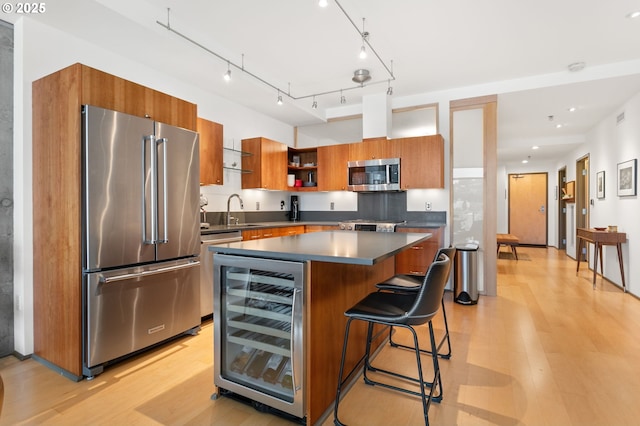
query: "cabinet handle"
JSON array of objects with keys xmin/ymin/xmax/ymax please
[
  {"xmin": 250, "ymin": 235, "xmax": 260, "ymax": 239},
  {"xmin": 263, "ymin": 233, "xmax": 273, "ymax": 237},
  {"xmin": 411, "ymin": 246, "xmax": 424, "ymax": 250},
  {"xmin": 409, "ymin": 270, "xmax": 423, "ymax": 275}
]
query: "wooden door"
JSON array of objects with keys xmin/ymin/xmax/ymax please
[
  {"xmin": 317, "ymin": 143, "xmax": 349, "ymax": 191},
  {"xmin": 509, "ymin": 173, "xmax": 547, "ymax": 245},
  {"xmin": 197, "ymin": 117, "xmax": 223, "ymax": 185}
]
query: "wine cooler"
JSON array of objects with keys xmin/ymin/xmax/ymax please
[{"xmin": 212, "ymin": 253, "xmax": 307, "ymax": 420}]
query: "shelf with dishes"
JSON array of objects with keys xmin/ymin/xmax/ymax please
[{"xmin": 288, "ymin": 147, "xmax": 318, "ymax": 190}]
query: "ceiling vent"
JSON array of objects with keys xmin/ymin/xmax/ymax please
[{"xmin": 616, "ymin": 112, "xmax": 625, "ymax": 125}]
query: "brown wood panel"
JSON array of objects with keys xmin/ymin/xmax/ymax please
[
  {"xmin": 81, "ymin": 64, "xmax": 196, "ymax": 130},
  {"xmin": 241, "ymin": 137, "xmax": 287, "ymax": 190},
  {"xmin": 395, "ymin": 227, "xmax": 443, "ymax": 275},
  {"xmin": 348, "ymin": 138, "xmax": 393, "ymax": 160},
  {"xmin": 317, "ymin": 143, "xmax": 349, "ymax": 191},
  {"xmin": 392, "ymin": 135, "xmax": 444, "ymax": 189},
  {"xmin": 32, "ymin": 64, "xmax": 84, "ymax": 377},
  {"xmin": 304, "ymin": 225, "xmax": 339, "ymax": 233},
  {"xmin": 306, "ymin": 257, "xmax": 394, "ymax": 425},
  {"xmin": 509, "ymin": 173, "xmax": 547, "ymax": 245},
  {"xmin": 197, "ymin": 117, "xmax": 223, "ymax": 185}
]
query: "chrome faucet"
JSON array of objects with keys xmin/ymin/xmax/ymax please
[{"xmin": 226, "ymin": 193, "xmax": 244, "ymax": 226}]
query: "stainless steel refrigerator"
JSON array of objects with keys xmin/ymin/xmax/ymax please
[{"xmin": 82, "ymin": 105, "xmax": 201, "ymax": 378}]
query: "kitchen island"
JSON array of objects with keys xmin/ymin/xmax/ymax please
[{"xmin": 209, "ymin": 230, "xmax": 432, "ymax": 425}]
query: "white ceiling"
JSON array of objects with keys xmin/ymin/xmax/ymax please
[{"xmin": 17, "ymin": 0, "xmax": 640, "ymax": 165}]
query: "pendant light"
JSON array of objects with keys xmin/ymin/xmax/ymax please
[
  {"xmin": 359, "ymin": 18, "xmax": 367, "ymax": 59},
  {"xmin": 223, "ymin": 61, "xmax": 231, "ymax": 82}
]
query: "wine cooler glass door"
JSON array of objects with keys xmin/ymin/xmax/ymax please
[{"xmin": 213, "ymin": 254, "xmax": 306, "ymax": 418}]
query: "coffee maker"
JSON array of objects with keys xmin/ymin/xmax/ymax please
[{"xmin": 289, "ymin": 195, "xmax": 300, "ymax": 222}]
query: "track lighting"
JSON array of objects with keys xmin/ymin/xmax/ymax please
[
  {"xmin": 158, "ymin": 3, "xmax": 395, "ymax": 110},
  {"xmin": 359, "ymin": 18, "xmax": 368, "ymax": 59},
  {"xmin": 223, "ymin": 61, "xmax": 231, "ymax": 82}
]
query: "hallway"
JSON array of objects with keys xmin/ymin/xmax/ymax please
[{"xmin": 1, "ymin": 247, "xmax": 639, "ymax": 425}]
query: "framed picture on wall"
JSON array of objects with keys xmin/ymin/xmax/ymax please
[
  {"xmin": 617, "ymin": 159, "xmax": 637, "ymax": 197},
  {"xmin": 596, "ymin": 170, "xmax": 605, "ymax": 199}
]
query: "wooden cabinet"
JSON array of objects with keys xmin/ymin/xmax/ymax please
[
  {"xmin": 305, "ymin": 225, "xmax": 339, "ymax": 233},
  {"xmin": 393, "ymin": 135, "xmax": 444, "ymax": 189},
  {"xmin": 241, "ymin": 137, "xmax": 288, "ymax": 190},
  {"xmin": 395, "ymin": 227, "xmax": 444, "ymax": 275},
  {"xmin": 348, "ymin": 138, "xmax": 394, "ymax": 161},
  {"xmin": 32, "ymin": 63, "xmax": 197, "ymax": 378},
  {"xmin": 198, "ymin": 117, "xmax": 223, "ymax": 185},
  {"xmin": 81, "ymin": 65, "xmax": 196, "ymax": 130},
  {"xmin": 241, "ymin": 225, "xmax": 304, "ymax": 240},
  {"xmin": 287, "ymin": 147, "xmax": 318, "ymax": 191},
  {"xmin": 317, "ymin": 144, "xmax": 350, "ymax": 191}
]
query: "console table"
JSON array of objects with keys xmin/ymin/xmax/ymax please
[{"xmin": 576, "ymin": 228, "xmax": 627, "ymax": 292}]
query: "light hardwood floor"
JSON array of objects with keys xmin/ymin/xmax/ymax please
[{"xmin": 1, "ymin": 247, "xmax": 640, "ymax": 425}]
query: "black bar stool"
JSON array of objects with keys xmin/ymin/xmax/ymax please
[
  {"xmin": 333, "ymin": 254, "xmax": 451, "ymax": 426},
  {"xmin": 376, "ymin": 247, "xmax": 456, "ymax": 359}
]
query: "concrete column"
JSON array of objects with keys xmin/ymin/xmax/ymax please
[{"xmin": 0, "ymin": 20, "xmax": 14, "ymax": 357}]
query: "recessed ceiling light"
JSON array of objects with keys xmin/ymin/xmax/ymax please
[
  {"xmin": 556, "ymin": 124, "xmax": 563, "ymax": 128},
  {"xmin": 568, "ymin": 106, "xmax": 576, "ymax": 112},
  {"xmin": 522, "ymin": 159, "xmax": 529, "ymax": 164},
  {"xmin": 532, "ymin": 146, "xmax": 539, "ymax": 150},
  {"xmin": 627, "ymin": 11, "xmax": 640, "ymax": 19},
  {"xmin": 319, "ymin": 0, "xmax": 328, "ymax": 7}
]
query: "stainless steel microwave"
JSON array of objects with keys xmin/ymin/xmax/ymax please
[{"xmin": 347, "ymin": 157, "xmax": 401, "ymax": 191}]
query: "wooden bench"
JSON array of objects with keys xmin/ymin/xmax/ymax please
[{"xmin": 497, "ymin": 234, "xmax": 519, "ymax": 260}]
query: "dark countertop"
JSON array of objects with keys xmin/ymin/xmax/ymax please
[
  {"xmin": 207, "ymin": 230, "xmax": 433, "ymax": 265},
  {"xmin": 201, "ymin": 221, "xmax": 444, "ymax": 235}
]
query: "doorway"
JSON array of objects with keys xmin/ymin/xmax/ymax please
[
  {"xmin": 558, "ymin": 167, "xmax": 567, "ymax": 250},
  {"xmin": 508, "ymin": 172, "xmax": 548, "ymax": 246},
  {"xmin": 575, "ymin": 155, "xmax": 590, "ymax": 259}
]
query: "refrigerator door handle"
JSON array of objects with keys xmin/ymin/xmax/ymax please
[
  {"xmin": 142, "ymin": 134, "xmax": 157, "ymax": 244},
  {"xmin": 290, "ymin": 287, "xmax": 301, "ymax": 393},
  {"xmin": 157, "ymin": 137, "xmax": 169, "ymax": 244},
  {"xmin": 98, "ymin": 260, "xmax": 200, "ymax": 283}
]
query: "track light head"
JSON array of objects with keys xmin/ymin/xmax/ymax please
[
  {"xmin": 352, "ymin": 69, "xmax": 371, "ymax": 84},
  {"xmin": 223, "ymin": 69, "xmax": 231, "ymax": 82},
  {"xmin": 359, "ymin": 45, "xmax": 367, "ymax": 59}
]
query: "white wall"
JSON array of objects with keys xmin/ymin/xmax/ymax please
[{"xmin": 584, "ymin": 90, "xmax": 640, "ymax": 295}]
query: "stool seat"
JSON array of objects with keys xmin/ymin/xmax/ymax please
[
  {"xmin": 334, "ymin": 254, "xmax": 452, "ymax": 426},
  {"xmin": 375, "ymin": 247, "xmax": 456, "ymax": 359},
  {"xmin": 346, "ymin": 291, "xmax": 426, "ymax": 325}
]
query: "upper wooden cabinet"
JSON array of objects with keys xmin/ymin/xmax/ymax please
[
  {"xmin": 393, "ymin": 135, "xmax": 444, "ymax": 189},
  {"xmin": 198, "ymin": 117, "xmax": 223, "ymax": 185},
  {"xmin": 31, "ymin": 63, "xmax": 198, "ymax": 378},
  {"xmin": 287, "ymin": 147, "xmax": 318, "ymax": 191},
  {"xmin": 318, "ymin": 143, "xmax": 350, "ymax": 191},
  {"xmin": 80, "ymin": 64, "xmax": 196, "ymax": 130},
  {"xmin": 348, "ymin": 138, "xmax": 393, "ymax": 161},
  {"xmin": 241, "ymin": 137, "xmax": 288, "ymax": 190}
]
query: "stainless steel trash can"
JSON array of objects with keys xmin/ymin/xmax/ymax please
[{"xmin": 454, "ymin": 243, "xmax": 479, "ymax": 305}]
